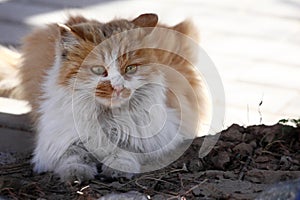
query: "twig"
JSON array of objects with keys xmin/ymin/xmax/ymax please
[
  {"xmin": 179, "ymin": 175, "xmax": 184, "ymax": 188},
  {"xmin": 167, "ymin": 179, "xmax": 208, "ymax": 200},
  {"xmin": 77, "ymin": 191, "xmax": 84, "ymax": 195},
  {"xmin": 183, "ymin": 179, "xmax": 208, "ymax": 196},
  {"xmin": 79, "ymin": 185, "xmax": 90, "ymax": 192},
  {"xmin": 20, "ymin": 192, "xmax": 40, "ymax": 199},
  {"xmin": 258, "ymin": 94, "xmax": 264, "ymax": 124},
  {"xmin": 0, "ymin": 162, "xmax": 30, "ymax": 175},
  {"xmin": 150, "ymin": 167, "xmax": 187, "ymax": 189},
  {"xmin": 90, "ymin": 180, "xmax": 113, "ymax": 189},
  {"xmin": 1, "ymin": 188, "xmax": 18, "ymax": 200},
  {"xmin": 141, "ymin": 177, "xmax": 178, "ymax": 187},
  {"xmin": 168, "ymin": 168, "xmax": 188, "ymax": 174},
  {"xmin": 264, "ymin": 140, "xmax": 285, "ymax": 150},
  {"xmin": 238, "ymin": 156, "xmax": 252, "ymax": 180},
  {"xmin": 20, "ymin": 182, "xmax": 46, "ymax": 197},
  {"xmin": 261, "ymin": 150, "xmax": 283, "ymax": 157},
  {"xmin": 135, "ymin": 179, "xmax": 148, "ymax": 190},
  {"xmin": 134, "ymin": 174, "xmax": 180, "ymax": 191},
  {"xmin": 76, "ymin": 185, "xmax": 90, "ymax": 195}
]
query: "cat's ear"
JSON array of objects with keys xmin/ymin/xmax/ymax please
[
  {"xmin": 132, "ymin": 13, "xmax": 158, "ymax": 27},
  {"xmin": 57, "ymin": 23, "xmax": 78, "ymax": 49},
  {"xmin": 65, "ymin": 15, "xmax": 89, "ymax": 26},
  {"xmin": 58, "ymin": 23, "xmax": 100, "ymax": 43},
  {"xmin": 57, "ymin": 23, "xmax": 73, "ymax": 34},
  {"xmin": 172, "ymin": 20, "xmax": 199, "ymax": 42},
  {"xmin": 150, "ymin": 19, "xmax": 199, "ymax": 67}
]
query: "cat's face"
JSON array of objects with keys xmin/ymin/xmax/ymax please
[
  {"xmin": 74, "ymin": 48, "xmax": 163, "ymax": 108},
  {"xmin": 58, "ymin": 14, "xmax": 164, "ymax": 108}
]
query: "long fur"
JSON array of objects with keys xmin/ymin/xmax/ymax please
[{"xmin": 9, "ymin": 14, "xmax": 209, "ymax": 182}]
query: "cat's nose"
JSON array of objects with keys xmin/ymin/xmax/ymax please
[{"xmin": 113, "ymin": 85, "xmax": 124, "ymax": 96}]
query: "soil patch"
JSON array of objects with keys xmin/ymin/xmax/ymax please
[{"xmin": 1, "ymin": 123, "xmax": 299, "ymax": 199}]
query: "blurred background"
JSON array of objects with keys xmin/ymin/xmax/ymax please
[{"xmin": 0, "ymin": 0, "xmax": 299, "ymax": 130}]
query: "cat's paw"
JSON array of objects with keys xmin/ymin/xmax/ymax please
[
  {"xmin": 55, "ymin": 156, "xmax": 97, "ymax": 183},
  {"xmin": 101, "ymin": 164, "xmax": 136, "ymax": 180},
  {"xmin": 100, "ymin": 154, "xmax": 140, "ymax": 179},
  {"xmin": 57, "ymin": 163, "xmax": 97, "ymax": 184}
]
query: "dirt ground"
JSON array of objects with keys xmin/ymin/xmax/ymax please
[{"xmin": 1, "ymin": 122, "xmax": 299, "ymax": 200}]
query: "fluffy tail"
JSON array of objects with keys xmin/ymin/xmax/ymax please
[{"xmin": 0, "ymin": 45, "xmax": 22, "ymax": 99}]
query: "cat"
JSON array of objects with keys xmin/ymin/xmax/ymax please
[{"xmin": 13, "ymin": 13, "xmax": 209, "ymax": 182}]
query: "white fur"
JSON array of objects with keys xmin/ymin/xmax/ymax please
[{"xmin": 32, "ymin": 39, "xmax": 188, "ymax": 182}]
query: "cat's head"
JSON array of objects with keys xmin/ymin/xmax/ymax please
[{"xmin": 57, "ymin": 14, "xmax": 198, "ymax": 108}]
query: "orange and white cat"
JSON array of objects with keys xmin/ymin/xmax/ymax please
[{"xmin": 4, "ymin": 14, "xmax": 208, "ymax": 182}]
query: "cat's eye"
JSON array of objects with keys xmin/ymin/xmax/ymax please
[
  {"xmin": 91, "ymin": 65, "xmax": 107, "ymax": 76},
  {"xmin": 125, "ymin": 65, "xmax": 138, "ymax": 74}
]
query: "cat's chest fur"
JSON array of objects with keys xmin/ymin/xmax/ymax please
[
  {"xmin": 26, "ymin": 14, "xmax": 207, "ymax": 182},
  {"xmin": 38, "ymin": 54, "xmax": 182, "ymax": 161}
]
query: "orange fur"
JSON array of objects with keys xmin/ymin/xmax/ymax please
[
  {"xmin": 19, "ymin": 16, "xmax": 95, "ymax": 119},
  {"xmin": 19, "ymin": 14, "xmax": 208, "ymax": 136},
  {"xmin": 96, "ymin": 81, "xmax": 114, "ymax": 98},
  {"xmin": 155, "ymin": 49, "xmax": 206, "ymax": 137},
  {"xmin": 20, "ymin": 24, "xmax": 60, "ymax": 120},
  {"xmin": 8, "ymin": 14, "xmax": 213, "ymax": 182}
]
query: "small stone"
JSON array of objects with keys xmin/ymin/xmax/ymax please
[
  {"xmin": 233, "ymin": 142, "xmax": 253, "ymax": 155},
  {"xmin": 214, "ymin": 151, "xmax": 231, "ymax": 170}
]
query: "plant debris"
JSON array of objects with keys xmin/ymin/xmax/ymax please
[{"xmin": 0, "ymin": 123, "xmax": 299, "ymax": 199}]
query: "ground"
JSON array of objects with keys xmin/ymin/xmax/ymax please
[
  {"xmin": 1, "ymin": 122, "xmax": 299, "ymax": 199},
  {"xmin": 1, "ymin": 1, "xmax": 300, "ymax": 199}
]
